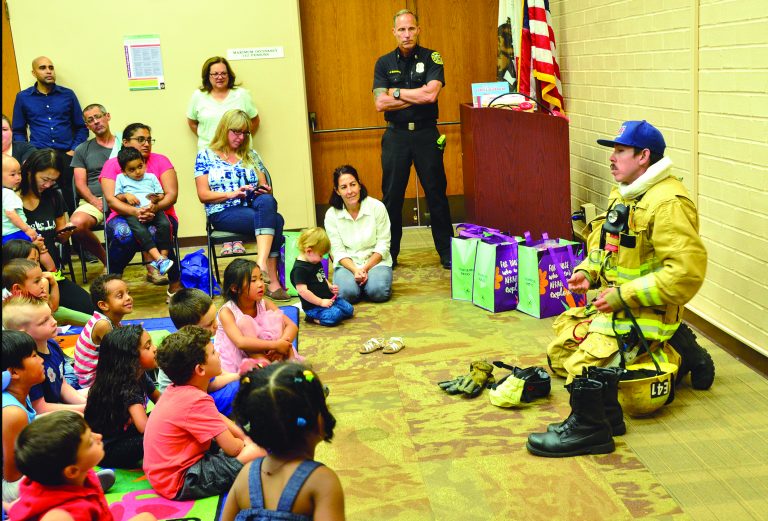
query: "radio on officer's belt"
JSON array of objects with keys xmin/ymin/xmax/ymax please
[{"xmin": 436, "ymin": 134, "xmax": 446, "ymax": 150}]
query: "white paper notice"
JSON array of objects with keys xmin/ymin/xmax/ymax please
[
  {"xmin": 227, "ymin": 47, "xmax": 285, "ymax": 61},
  {"xmin": 124, "ymin": 34, "xmax": 166, "ymax": 90}
]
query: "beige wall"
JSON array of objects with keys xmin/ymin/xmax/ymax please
[
  {"xmin": 551, "ymin": 0, "xmax": 768, "ymax": 354},
  {"xmin": 10, "ymin": 1, "xmax": 767, "ymax": 352},
  {"xmin": 8, "ymin": 0, "xmax": 315, "ymax": 238}
]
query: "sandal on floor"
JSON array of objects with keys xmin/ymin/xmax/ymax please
[
  {"xmin": 360, "ymin": 338, "xmax": 386, "ymax": 354},
  {"xmin": 382, "ymin": 337, "xmax": 405, "ymax": 354},
  {"xmin": 231, "ymin": 241, "xmax": 246, "ymax": 254},
  {"xmin": 220, "ymin": 242, "xmax": 234, "ymax": 256}
]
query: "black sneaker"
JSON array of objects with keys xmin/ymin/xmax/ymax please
[
  {"xmin": 84, "ymin": 250, "xmax": 99, "ymax": 264},
  {"xmin": 440, "ymin": 255, "xmax": 452, "ymax": 270}
]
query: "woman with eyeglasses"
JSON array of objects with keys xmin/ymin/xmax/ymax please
[
  {"xmin": 187, "ymin": 56, "xmax": 259, "ymax": 151},
  {"xmin": 194, "ymin": 109, "xmax": 289, "ymax": 302},
  {"xmin": 99, "ymin": 123, "xmax": 183, "ymax": 300},
  {"xmin": 16, "ymin": 149, "xmax": 95, "ymax": 318}
]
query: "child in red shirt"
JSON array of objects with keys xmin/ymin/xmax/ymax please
[
  {"xmin": 10, "ymin": 410, "xmax": 155, "ymax": 521},
  {"xmin": 143, "ymin": 326, "xmax": 263, "ymax": 500}
]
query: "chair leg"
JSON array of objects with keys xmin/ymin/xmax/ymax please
[
  {"xmin": 212, "ymin": 246, "xmax": 221, "ymax": 291},
  {"xmin": 104, "ymin": 227, "xmax": 111, "ymax": 274},
  {"xmin": 67, "ymin": 252, "xmax": 77, "ymax": 284},
  {"xmin": 58, "ymin": 242, "xmax": 77, "ymax": 284},
  {"xmin": 173, "ymin": 234, "xmax": 181, "ymax": 267},
  {"xmin": 78, "ymin": 243, "xmax": 88, "ymax": 284},
  {"xmin": 207, "ymin": 237, "xmax": 215, "ymax": 297}
]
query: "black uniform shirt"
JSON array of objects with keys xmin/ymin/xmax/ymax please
[{"xmin": 373, "ymin": 45, "xmax": 445, "ymax": 123}]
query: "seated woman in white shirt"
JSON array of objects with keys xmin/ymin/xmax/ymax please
[{"xmin": 324, "ymin": 165, "xmax": 392, "ymax": 303}]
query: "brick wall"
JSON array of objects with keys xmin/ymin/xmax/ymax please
[{"xmin": 550, "ymin": 0, "xmax": 768, "ymax": 353}]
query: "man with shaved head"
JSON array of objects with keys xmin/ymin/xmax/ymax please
[{"xmin": 12, "ymin": 56, "xmax": 88, "ymax": 213}]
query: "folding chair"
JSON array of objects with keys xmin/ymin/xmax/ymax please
[
  {"xmin": 55, "ymin": 239, "xmax": 77, "ymax": 284},
  {"xmin": 206, "ymin": 217, "xmax": 257, "ymax": 296},
  {"xmin": 70, "ymin": 176, "xmax": 106, "ymax": 283},
  {"xmin": 204, "ymin": 168, "xmax": 275, "ymax": 296},
  {"xmin": 104, "ymin": 211, "xmax": 181, "ymax": 276}
]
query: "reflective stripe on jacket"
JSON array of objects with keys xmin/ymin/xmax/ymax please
[{"xmin": 577, "ymin": 168, "xmax": 707, "ymax": 342}]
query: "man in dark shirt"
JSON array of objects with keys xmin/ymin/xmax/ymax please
[
  {"xmin": 12, "ymin": 56, "xmax": 88, "ymax": 214},
  {"xmin": 373, "ymin": 9, "xmax": 454, "ymax": 269}
]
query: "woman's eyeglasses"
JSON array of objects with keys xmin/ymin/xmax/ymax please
[
  {"xmin": 209, "ymin": 72, "xmax": 229, "ymax": 78},
  {"xmin": 229, "ymin": 129, "xmax": 248, "ymax": 137},
  {"xmin": 128, "ymin": 137, "xmax": 156, "ymax": 145}
]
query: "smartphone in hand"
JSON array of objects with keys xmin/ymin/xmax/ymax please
[{"xmin": 56, "ymin": 225, "xmax": 77, "ymax": 235}]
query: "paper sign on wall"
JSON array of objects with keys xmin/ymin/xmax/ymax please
[
  {"xmin": 227, "ymin": 47, "xmax": 285, "ymax": 61},
  {"xmin": 124, "ymin": 34, "xmax": 166, "ymax": 91}
]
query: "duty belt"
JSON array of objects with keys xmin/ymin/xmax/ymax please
[{"xmin": 388, "ymin": 120, "xmax": 436, "ymax": 131}]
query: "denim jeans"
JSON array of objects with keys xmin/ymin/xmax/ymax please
[
  {"xmin": 208, "ymin": 195, "xmax": 284, "ymax": 257},
  {"xmin": 106, "ymin": 215, "xmax": 179, "ymax": 281},
  {"xmin": 333, "ymin": 265, "xmax": 392, "ymax": 304},
  {"xmin": 304, "ymin": 297, "xmax": 354, "ymax": 326}
]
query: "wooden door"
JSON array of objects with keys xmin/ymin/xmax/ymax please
[
  {"xmin": 410, "ymin": 0, "xmax": 500, "ymax": 224},
  {"xmin": 2, "ymin": 1, "xmax": 21, "ymax": 118},
  {"xmin": 299, "ymin": 0, "xmax": 498, "ymax": 225},
  {"xmin": 300, "ymin": 0, "xmax": 405, "ymax": 225}
]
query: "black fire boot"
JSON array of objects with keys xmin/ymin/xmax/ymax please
[
  {"xmin": 668, "ymin": 323, "xmax": 715, "ymax": 390},
  {"xmin": 588, "ymin": 367, "xmax": 626, "ymax": 435},
  {"xmin": 546, "ymin": 381, "xmax": 576, "ymax": 434},
  {"xmin": 547, "ymin": 367, "xmax": 626, "ymax": 436},
  {"xmin": 527, "ymin": 378, "xmax": 615, "ymax": 457}
]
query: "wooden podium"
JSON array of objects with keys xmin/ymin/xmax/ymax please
[{"xmin": 459, "ymin": 103, "xmax": 571, "ymax": 240}]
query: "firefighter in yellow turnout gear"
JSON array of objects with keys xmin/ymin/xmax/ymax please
[
  {"xmin": 527, "ymin": 120, "xmax": 714, "ymax": 458},
  {"xmin": 547, "ymin": 120, "xmax": 709, "ymax": 384}
]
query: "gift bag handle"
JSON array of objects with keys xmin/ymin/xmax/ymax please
[
  {"xmin": 457, "ymin": 223, "xmax": 503, "ymax": 239},
  {"xmin": 524, "ymin": 230, "xmax": 550, "ymax": 246}
]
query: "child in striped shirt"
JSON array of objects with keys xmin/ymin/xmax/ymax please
[{"xmin": 74, "ymin": 274, "xmax": 134, "ymax": 388}]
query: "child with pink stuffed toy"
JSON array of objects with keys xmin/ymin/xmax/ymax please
[{"xmin": 214, "ymin": 259, "xmax": 300, "ymax": 375}]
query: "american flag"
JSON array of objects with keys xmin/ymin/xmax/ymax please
[{"xmin": 511, "ymin": 0, "xmax": 565, "ymax": 113}]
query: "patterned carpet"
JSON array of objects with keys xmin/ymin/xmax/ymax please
[{"xmin": 78, "ymin": 232, "xmax": 768, "ymax": 521}]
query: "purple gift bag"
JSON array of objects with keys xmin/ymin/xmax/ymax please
[
  {"xmin": 469, "ymin": 230, "xmax": 522, "ymax": 313},
  {"xmin": 517, "ymin": 232, "xmax": 586, "ymax": 318}
]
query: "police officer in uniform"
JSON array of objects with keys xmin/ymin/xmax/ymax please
[{"xmin": 373, "ymin": 9, "xmax": 453, "ymax": 269}]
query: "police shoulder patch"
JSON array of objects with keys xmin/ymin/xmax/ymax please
[{"xmin": 431, "ymin": 52, "xmax": 443, "ymax": 65}]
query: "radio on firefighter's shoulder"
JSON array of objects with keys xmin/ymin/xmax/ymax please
[
  {"xmin": 602, "ymin": 203, "xmax": 629, "ymax": 252},
  {"xmin": 603, "ymin": 204, "xmax": 629, "ymax": 235}
]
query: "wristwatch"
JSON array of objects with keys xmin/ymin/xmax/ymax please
[{"xmin": 393, "ymin": 88, "xmax": 401, "ymax": 100}]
